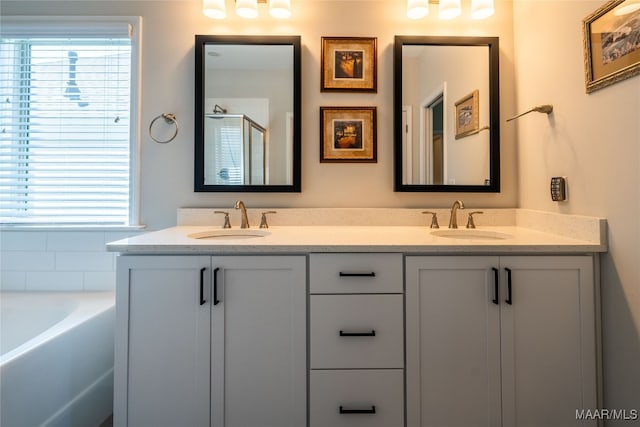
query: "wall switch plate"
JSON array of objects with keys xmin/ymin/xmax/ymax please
[{"xmin": 550, "ymin": 176, "xmax": 567, "ymax": 201}]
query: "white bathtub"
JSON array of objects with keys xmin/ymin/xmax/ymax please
[{"xmin": 0, "ymin": 291, "xmax": 115, "ymax": 427}]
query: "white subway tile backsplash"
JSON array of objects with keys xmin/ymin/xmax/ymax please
[
  {"xmin": 0, "ymin": 271, "xmax": 26, "ymax": 291},
  {"xmin": 47, "ymin": 231, "xmax": 106, "ymax": 251},
  {"xmin": 56, "ymin": 252, "xmax": 115, "ymax": 272},
  {"xmin": 0, "ymin": 231, "xmax": 47, "ymax": 251},
  {"xmin": 83, "ymin": 271, "xmax": 116, "ymax": 291},
  {"xmin": 0, "ymin": 230, "xmax": 122, "ymax": 291},
  {"xmin": 2, "ymin": 251, "xmax": 56, "ymax": 271},
  {"xmin": 26, "ymin": 271, "xmax": 84, "ymax": 291}
]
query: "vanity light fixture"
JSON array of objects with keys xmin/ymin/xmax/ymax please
[
  {"xmin": 236, "ymin": 0, "xmax": 259, "ymax": 18},
  {"xmin": 438, "ymin": 0, "xmax": 461, "ymax": 19},
  {"xmin": 203, "ymin": 0, "xmax": 227, "ymax": 19},
  {"xmin": 203, "ymin": 0, "xmax": 291, "ymax": 19},
  {"xmin": 269, "ymin": 0, "xmax": 291, "ymax": 18},
  {"xmin": 407, "ymin": 0, "xmax": 429, "ymax": 19},
  {"xmin": 407, "ymin": 0, "xmax": 494, "ymax": 20},
  {"xmin": 471, "ymin": 0, "xmax": 494, "ymax": 19}
]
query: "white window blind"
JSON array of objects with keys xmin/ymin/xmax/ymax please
[
  {"xmin": 206, "ymin": 116, "xmax": 243, "ymax": 185},
  {"xmin": 0, "ymin": 18, "xmax": 138, "ymax": 225}
]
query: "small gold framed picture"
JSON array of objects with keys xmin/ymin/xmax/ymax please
[
  {"xmin": 582, "ymin": 0, "xmax": 640, "ymax": 93},
  {"xmin": 321, "ymin": 37, "xmax": 377, "ymax": 92},
  {"xmin": 454, "ymin": 90, "xmax": 480, "ymax": 139},
  {"xmin": 320, "ymin": 106, "xmax": 377, "ymax": 163}
]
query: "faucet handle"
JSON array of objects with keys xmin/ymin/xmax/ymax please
[
  {"xmin": 466, "ymin": 211, "xmax": 483, "ymax": 229},
  {"xmin": 260, "ymin": 211, "xmax": 277, "ymax": 229},
  {"xmin": 214, "ymin": 211, "xmax": 232, "ymax": 228},
  {"xmin": 422, "ymin": 211, "xmax": 440, "ymax": 229}
]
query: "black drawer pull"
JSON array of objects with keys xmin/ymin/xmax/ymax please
[
  {"xmin": 339, "ymin": 330, "xmax": 376, "ymax": 337},
  {"xmin": 339, "ymin": 405, "xmax": 376, "ymax": 414},
  {"xmin": 339, "ymin": 272, "xmax": 376, "ymax": 277},
  {"xmin": 199, "ymin": 268, "xmax": 206, "ymax": 306},
  {"xmin": 213, "ymin": 267, "xmax": 220, "ymax": 305},
  {"xmin": 505, "ymin": 267, "xmax": 513, "ymax": 305},
  {"xmin": 491, "ymin": 267, "xmax": 499, "ymax": 305}
]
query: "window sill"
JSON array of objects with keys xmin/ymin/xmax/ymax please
[{"xmin": 0, "ymin": 224, "xmax": 147, "ymax": 232}]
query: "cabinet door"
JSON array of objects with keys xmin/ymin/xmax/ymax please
[
  {"xmin": 210, "ymin": 256, "xmax": 306, "ymax": 427},
  {"xmin": 115, "ymin": 256, "xmax": 211, "ymax": 427},
  {"xmin": 499, "ymin": 256, "xmax": 597, "ymax": 427},
  {"xmin": 405, "ymin": 256, "xmax": 502, "ymax": 427}
]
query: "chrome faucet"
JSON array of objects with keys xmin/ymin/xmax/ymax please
[
  {"xmin": 448, "ymin": 200, "xmax": 465, "ymax": 229},
  {"xmin": 235, "ymin": 200, "xmax": 250, "ymax": 228}
]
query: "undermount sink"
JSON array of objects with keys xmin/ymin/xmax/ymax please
[
  {"xmin": 188, "ymin": 229, "xmax": 271, "ymax": 240},
  {"xmin": 431, "ymin": 229, "xmax": 512, "ymax": 240}
]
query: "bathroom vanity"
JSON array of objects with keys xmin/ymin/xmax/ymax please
[{"xmin": 108, "ymin": 208, "xmax": 607, "ymax": 427}]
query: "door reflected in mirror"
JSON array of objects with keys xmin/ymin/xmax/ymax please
[
  {"xmin": 394, "ymin": 36, "xmax": 500, "ymax": 192},
  {"xmin": 195, "ymin": 35, "xmax": 301, "ymax": 192}
]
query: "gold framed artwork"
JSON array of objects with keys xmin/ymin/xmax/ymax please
[
  {"xmin": 321, "ymin": 37, "xmax": 377, "ymax": 92},
  {"xmin": 320, "ymin": 107, "xmax": 377, "ymax": 163},
  {"xmin": 454, "ymin": 90, "xmax": 479, "ymax": 139},
  {"xmin": 583, "ymin": 0, "xmax": 640, "ymax": 93}
]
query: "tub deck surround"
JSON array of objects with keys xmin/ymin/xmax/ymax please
[
  {"xmin": 107, "ymin": 208, "xmax": 607, "ymax": 254},
  {"xmin": 0, "ymin": 291, "xmax": 115, "ymax": 427}
]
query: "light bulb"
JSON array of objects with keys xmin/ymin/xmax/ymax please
[
  {"xmin": 439, "ymin": 0, "xmax": 461, "ymax": 19},
  {"xmin": 269, "ymin": 0, "xmax": 291, "ymax": 18},
  {"xmin": 471, "ymin": 0, "xmax": 494, "ymax": 19},
  {"xmin": 236, "ymin": 0, "xmax": 258, "ymax": 18},
  {"xmin": 407, "ymin": 0, "xmax": 429, "ymax": 19},
  {"xmin": 203, "ymin": 0, "xmax": 226, "ymax": 19}
]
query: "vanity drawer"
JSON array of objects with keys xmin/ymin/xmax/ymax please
[
  {"xmin": 309, "ymin": 253, "xmax": 403, "ymax": 294},
  {"xmin": 310, "ymin": 294, "xmax": 403, "ymax": 369},
  {"xmin": 310, "ymin": 369, "xmax": 404, "ymax": 427}
]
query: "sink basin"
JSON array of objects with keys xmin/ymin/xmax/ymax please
[
  {"xmin": 431, "ymin": 229, "xmax": 512, "ymax": 240},
  {"xmin": 188, "ymin": 229, "xmax": 271, "ymax": 240}
]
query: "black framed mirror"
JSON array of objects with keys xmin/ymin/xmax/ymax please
[
  {"xmin": 195, "ymin": 35, "xmax": 301, "ymax": 192},
  {"xmin": 394, "ymin": 36, "xmax": 500, "ymax": 192}
]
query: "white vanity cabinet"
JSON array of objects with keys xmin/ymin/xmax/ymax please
[
  {"xmin": 405, "ymin": 255, "xmax": 599, "ymax": 427},
  {"xmin": 309, "ymin": 253, "xmax": 405, "ymax": 427},
  {"xmin": 114, "ymin": 255, "xmax": 306, "ymax": 427}
]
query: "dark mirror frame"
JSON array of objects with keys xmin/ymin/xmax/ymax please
[
  {"xmin": 194, "ymin": 35, "xmax": 302, "ymax": 192},
  {"xmin": 393, "ymin": 36, "xmax": 500, "ymax": 192}
]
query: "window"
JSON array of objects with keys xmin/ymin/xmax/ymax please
[{"xmin": 0, "ymin": 17, "xmax": 140, "ymax": 226}]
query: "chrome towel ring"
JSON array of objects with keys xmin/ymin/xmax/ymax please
[{"xmin": 149, "ymin": 113, "xmax": 178, "ymax": 143}]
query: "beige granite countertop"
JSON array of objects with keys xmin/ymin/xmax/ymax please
[{"xmin": 107, "ymin": 208, "xmax": 607, "ymax": 254}]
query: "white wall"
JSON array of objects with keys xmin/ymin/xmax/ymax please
[
  {"xmin": 512, "ymin": 0, "xmax": 640, "ymax": 419},
  {"xmin": 1, "ymin": 0, "xmax": 517, "ymax": 230}
]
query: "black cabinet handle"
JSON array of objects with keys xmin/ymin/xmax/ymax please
[
  {"xmin": 491, "ymin": 267, "xmax": 499, "ymax": 305},
  {"xmin": 199, "ymin": 268, "xmax": 206, "ymax": 306},
  {"xmin": 505, "ymin": 267, "xmax": 513, "ymax": 305},
  {"xmin": 339, "ymin": 405, "xmax": 376, "ymax": 414},
  {"xmin": 339, "ymin": 272, "xmax": 376, "ymax": 277},
  {"xmin": 339, "ymin": 330, "xmax": 376, "ymax": 337},
  {"xmin": 213, "ymin": 267, "xmax": 220, "ymax": 305}
]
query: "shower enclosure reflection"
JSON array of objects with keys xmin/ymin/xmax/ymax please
[
  {"xmin": 195, "ymin": 35, "xmax": 301, "ymax": 192},
  {"xmin": 205, "ymin": 113, "xmax": 266, "ymax": 185}
]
